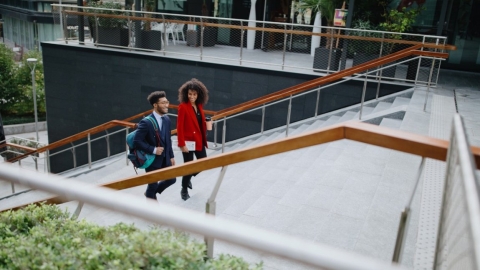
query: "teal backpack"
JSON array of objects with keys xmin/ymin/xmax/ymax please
[{"xmin": 126, "ymin": 116, "xmax": 159, "ymax": 172}]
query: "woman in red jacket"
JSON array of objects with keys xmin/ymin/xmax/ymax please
[{"xmin": 177, "ymin": 78, "xmax": 209, "ymax": 201}]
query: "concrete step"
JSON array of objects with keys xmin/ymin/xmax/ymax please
[
  {"xmin": 371, "ymin": 102, "xmax": 392, "ymax": 114},
  {"xmin": 337, "ymin": 111, "xmax": 357, "ymax": 122},
  {"xmin": 391, "ymin": 97, "xmax": 411, "ymax": 108},
  {"xmin": 353, "ymin": 106, "xmax": 375, "ymax": 119},
  {"xmin": 318, "ymin": 115, "xmax": 342, "ymax": 128},
  {"xmin": 379, "ymin": 118, "xmax": 403, "ymax": 129}
]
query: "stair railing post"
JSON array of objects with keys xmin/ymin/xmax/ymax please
[
  {"xmin": 213, "ymin": 122, "xmax": 218, "ymax": 148},
  {"xmin": 261, "ymin": 105, "xmax": 265, "ymax": 134},
  {"xmin": 240, "ymin": 21, "xmax": 244, "ymax": 65},
  {"xmin": 46, "ymin": 149, "xmax": 51, "ymax": 173},
  {"xmin": 286, "ymin": 95, "xmax": 292, "ymax": 137},
  {"xmin": 282, "ymin": 24, "xmax": 287, "ymax": 70},
  {"xmin": 315, "ymin": 88, "xmax": 321, "ymax": 117},
  {"xmin": 205, "ymin": 166, "xmax": 228, "ymax": 259},
  {"xmin": 34, "ymin": 155, "xmax": 38, "ymax": 171},
  {"xmin": 392, "ymin": 157, "xmax": 425, "ymax": 263},
  {"xmin": 87, "ymin": 133, "xmax": 92, "ymax": 169},
  {"xmin": 413, "ymin": 36, "xmax": 425, "ymax": 93},
  {"xmin": 94, "ymin": 13, "xmax": 99, "ymax": 47},
  {"xmin": 375, "ymin": 33, "xmax": 385, "ymax": 100},
  {"xmin": 71, "ymin": 142, "xmax": 77, "ymax": 168},
  {"xmin": 9, "ymin": 155, "xmax": 15, "ymax": 193},
  {"xmin": 126, "ymin": 128, "xmax": 130, "ymax": 165},
  {"xmin": 423, "ymin": 39, "xmax": 439, "ymax": 112},
  {"xmin": 359, "ymin": 73, "xmax": 368, "ymax": 120},
  {"xmin": 105, "ymin": 130, "xmax": 110, "ymax": 157},
  {"xmin": 221, "ymin": 117, "xmax": 226, "ymax": 153},
  {"xmin": 200, "ymin": 18, "xmax": 204, "ymax": 61},
  {"xmin": 71, "ymin": 202, "xmax": 84, "ymax": 220}
]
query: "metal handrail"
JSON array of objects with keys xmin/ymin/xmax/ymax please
[
  {"xmin": 0, "ymin": 162, "xmax": 408, "ymax": 270},
  {"xmin": 434, "ymin": 114, "xmax": 480, "ymax": 269},
  {"xmin": 213, "ymin": 54, "xmax": 443, "ymax": 149}
]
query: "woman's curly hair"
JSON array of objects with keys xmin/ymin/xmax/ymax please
[{"xmin": 178, "ymin": 78, "xmax": 209, "ymax": 105}]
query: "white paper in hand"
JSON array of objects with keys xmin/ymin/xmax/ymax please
[{"xmin": 185, "ymin": 141, "xmax": 196, "ymax": 151}]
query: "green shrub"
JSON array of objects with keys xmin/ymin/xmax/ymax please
[{"xmin": 0, "ymin": 204, "xmax": 263, "ymax": 270}]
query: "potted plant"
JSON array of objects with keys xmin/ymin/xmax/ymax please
[
  {"xmin": 301, "ymin": 0, "xmax": 344, "ymax": 72},
  {"xmin": 379, "ymin": 1, "xmax": 423, "ymax": 78},
  {"xmin": 88, "ymin": 1, "xmax": 129, "ymax": 47},
  {"xmin": 186, "ymin": 0, "xmax": 217, "ymax": 47},
  {"xmin": 349, "ymin": 20, "xmax": 382, "ymax": 70},
  {"xmin": 137, "ymin": 0, "xmax": 162, "ymax": 50}
]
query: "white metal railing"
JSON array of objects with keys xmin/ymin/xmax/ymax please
[
  {"xmin": 0, "ymin": 162, "xmax": 408, "ymax": 270},
  {"xmin": 211, "ymin": 55, "xmax": 443, "ymax": 151},
  {"xmin": 434, "ymin": 114, "xmax": 480, "ymax": 270},
  {"xmin": 51, "ymin": 4, "xmax": 446, "ymax": 85}
]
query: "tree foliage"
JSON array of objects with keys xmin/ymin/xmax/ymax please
[{"xmin": 0, "ymin": 46, "xmax": 45, "ymax": 117}]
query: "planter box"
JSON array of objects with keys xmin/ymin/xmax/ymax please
[
  {"xmin": 186, "ymin": 27, "xmax": 217, "ymax": 47},
  {"xmin": 137, "ymin": 30, "xmax": 162, "ymax": 50},
  {"xmin": 352, "ymin": 53, "xmax": 398, "ymax": 78},
  {"xmin": 98, "ymin": 27, "xmax": 129, "ymax": 47},
  {"xmin": 313, "ymin": 47, "xmax": 342, "ymax": 72}
]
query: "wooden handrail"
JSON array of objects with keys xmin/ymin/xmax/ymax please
[
  {"xmin": 65, "ymin": 10, "xmax": 456, "ymax": 51},
  {"xmin": 4, "ymin": 121, "xmax": 480, "ymax": 212},
  {"xmin": 212, "ymin": 44, "xmax": 430, "ymax": 120},
  {"xmin": 6, "ymin": 104, "xmax": 215, "ymax": 163},
  {"xmin": 3, "ymin": 143, "xmax": 37, "ymax": 152}
]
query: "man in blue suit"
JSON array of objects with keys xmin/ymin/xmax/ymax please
[{"xmin": 133, "ymin": 91, "xmax": 176, "ymax": 200}]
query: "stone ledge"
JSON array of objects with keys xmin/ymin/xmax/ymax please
[{"xmin": 4, "ymin": 121, "xmax": 47, "ymax": 135}]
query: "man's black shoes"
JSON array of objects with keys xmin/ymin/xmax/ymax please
[
  {"xmin": 181, "ymin": 188, "xmax": 190, "ymax": 201},
  {"xmin": 188, "ymin": 180, "xmax": 192, "ymax": 190}
]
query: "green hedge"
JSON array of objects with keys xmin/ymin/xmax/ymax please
[
  {"xmin": 2, "ymin": 115, "xmax": 46, "ymax": 125},
  {"xmin": 0, "ymin": 204, "xmax": 263, "ymax": 270}
]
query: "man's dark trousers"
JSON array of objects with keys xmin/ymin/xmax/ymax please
[{"xmin": 145, "ymin": 156, "xmax": 176, "ymax": 200}]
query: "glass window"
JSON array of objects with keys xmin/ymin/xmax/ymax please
[{"xmin": 157, "ymin": 0, "xmax": 185, "ymax": 12}]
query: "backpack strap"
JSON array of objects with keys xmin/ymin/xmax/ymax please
[{"xmin": 145, "ymin": 115, "xmax": 161, "ymax": 147}]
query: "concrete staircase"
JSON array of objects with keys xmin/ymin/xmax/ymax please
[{"xmin": 0, "ymin": 88, "xmax": 437, "ymax": 269}]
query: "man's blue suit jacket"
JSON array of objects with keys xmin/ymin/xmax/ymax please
[{"xmin": 133, "ymin": 113, "xmax": 174, "ymax": 172}]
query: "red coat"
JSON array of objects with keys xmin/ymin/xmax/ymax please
[{"xmin": 177, "ymin": 102, "xmax": 208, "ymax": 151}]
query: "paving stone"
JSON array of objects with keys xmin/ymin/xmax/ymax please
[{"xmin": 331, "ymin": 189, "xmax": 375, "ymax": 219}]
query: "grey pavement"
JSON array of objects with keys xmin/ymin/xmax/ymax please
[{"xmin": 1, "ymin": 68, "xmax": 479, "ymax": 269}]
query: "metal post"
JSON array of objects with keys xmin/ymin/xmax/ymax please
[
  {"xmin": 359, "ymin": 73, "xmax": 368, "ymax": 120},
  {"xmin": 261, "ymin": 105, "xmax": 265, "ymax": 134},
  {"xmin": 63, "ymin": 12, "xmax": 68, "ymax": 44},
  {"xmin": 46, "ymin": 149, "xmax": 51, "ymax": 173},
  {"xmin": 162, "ymin": 15, "xmax": 166, "ymax": 55},
  {"xmin": 127, "ymin": 16, "xmax": 132, "ymax": 50},
  {"xmin": 221, "ymin": 118, "xmax": 226, "ymax": 153},
  {"xmin": 213, "ymin": 122, "xmax": 218, "ymax": 148},
  {"xmin": 200, "ymin": 18, "xmax": 204, "ymax": 61},
  {"xmin": 126, "ymin": 128, "xmax": 130, "ymax": 165},
  {"xmin": 327, "ymin": 29, "xmax": 334, "ymax": 74},
  {"xmin": 105, "ymin": 130, "xmax": 110, "ymax": 157},
  {"xmin": 94, "ymin": 14, "xmax": 99, "ymax": 47},
  {"xmin": 240, "ymin": 21, "xmax": 244, "ymax": 65},
  {"xmin": 286, "ymin": 96, "xmax": 292, "ymax": 137},
  {"xmin": 282, "ymin": 25, "xmax": 287, "ymax": 70},
  {"xmin": 205, "ymin": 166, "xmax": 228, "ymax": 258},
  {"xmin": 34, "ymin": 156, "xmax": 38, "ymax": 171},
  {"xmin": 392, "ymin": 157, "xmax": 425, "ymax": 262},
  {"xmin": 77, "ymin": 0, "xmax": 84, "ymax": 44},
  {"xmin": 423, "ymin": 58, "xmax": 436, "ymax": 112},
  {"xmin": 71, "ymin": 142, "xmax": 77, "ymax": 168},
  {"xmin": 27, "ymin": 59, "xmax": 39, "ymax": 142},
  {"xmin": 413, "ymin": 36, "xmax": 425, "ymax": 90},
  {"xmin": 375, "ymin": 33, "xmax": 385, "ymax": 100},
  {"xmin": 434, "ymin": 39, "xmax": 443, "ymax": 85},
  {"xmin": 315, "ymin": 88, "xmax": 321, "ymax": 117},
  {"xmin": 87, "ymin": 133, "xmax": 92, "ymax": 169},
  {"xmin": 59, "ymin": 5, "xmax": 64, "ymax": 40},
  {"xmin": 71, "ymin": 202, "xmax": 84, "ymax": 220}
]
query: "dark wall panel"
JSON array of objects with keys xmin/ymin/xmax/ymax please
[{"xmin": 42, "ymin": 43, "xmax": 407, "ymax": 173}]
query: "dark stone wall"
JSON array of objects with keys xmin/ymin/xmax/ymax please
[{"xmin": 42, "ymin": 42, "xmax": 406, "ymax": 173}]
